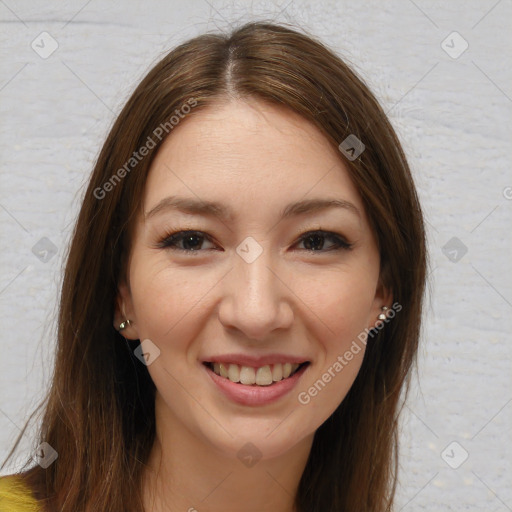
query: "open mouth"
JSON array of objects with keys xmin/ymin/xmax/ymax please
[{"xmin": 203, "ymin": 361, "xmax": 310, "ymax": 387}]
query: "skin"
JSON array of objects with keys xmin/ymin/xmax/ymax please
[{"xmin": 115, "ymin": 98, "xmax": 391, "ymax": 512}]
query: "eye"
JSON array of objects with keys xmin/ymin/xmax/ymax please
[
  {"xmin": 294, "ymin": 230, "xmax": 352, "ymax": 252},
  {"xmin": 155, "ymin": 230, "xmax": 217, "ymax": 253},
  {"xmin": 155, "ymin": 229, "xmax": 352, "ymax": 254}
]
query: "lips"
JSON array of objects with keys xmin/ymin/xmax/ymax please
[
  {"xmin": 203, "ymin": 361, "xmax": 309, "ymax": 386},
  {"xmin": 202, "ymin": 352, "xmax": 310, "ymax": 387},
  {"xmin": 203, "ymin": 360, "xmax": 310, "ymax": 406}
]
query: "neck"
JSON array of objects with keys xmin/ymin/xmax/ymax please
[{"xmin": 141, "ymin": 393, "xmax": 313, "ymax": 512}]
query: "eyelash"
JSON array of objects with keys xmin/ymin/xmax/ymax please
[{"xmin": 154, "ymin": 229, "xmax": 353, "ymax": 254}]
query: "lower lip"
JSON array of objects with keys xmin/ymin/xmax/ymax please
[{"xmin": 203, "ymin": 363, "xmax": 309, "ymax": 406}]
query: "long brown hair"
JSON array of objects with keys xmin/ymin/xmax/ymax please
[{"xmin": 3, "ymin": 21, "xmax": 426, "ymax": 511}]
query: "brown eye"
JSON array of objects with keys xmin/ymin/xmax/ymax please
[
  {"xmin": 296, "ymin": 231, "xmax": 352, "ymax": 252},
  {"xmin": 156, "ymin": 230, "xmax": 216, "ymax": 252}
]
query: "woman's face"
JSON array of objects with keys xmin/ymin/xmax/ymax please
[{"xmin": 116, "ymin": 98, "xmax": 389, "ymax": 461}]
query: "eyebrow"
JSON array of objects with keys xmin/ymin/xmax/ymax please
[{"xmin": 145, "ymin": 195, "xmax": 360, "ymax": 222}]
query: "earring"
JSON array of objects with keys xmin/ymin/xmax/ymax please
[
  {"xmin": 377, "ymin": 306, "xmax": 389, "ymax": 321},
  {"xmin": 119, "ymin": 319, "xmax": 132, "ymax": 331}
]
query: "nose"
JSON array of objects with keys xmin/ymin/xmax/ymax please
[{"xmin": 217, "ymin": 247, "xmax": 294, "ymax": 341}]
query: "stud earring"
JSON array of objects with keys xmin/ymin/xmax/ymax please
[
  {"xmin": 377, "ymin": 306, "xmax": 389, "ymax": 321},
  {"xmin": 118, "ymin": 319, "xmax": 132, "ymax": 331}
]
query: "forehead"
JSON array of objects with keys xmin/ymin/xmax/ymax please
[{"xmin": 142, "ymin": 98, "xmax": 365, "ymax": 220}]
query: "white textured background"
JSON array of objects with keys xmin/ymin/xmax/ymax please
[{"xmin": 1, "ymin": 1, "xmax": 511, "ymax": 510}]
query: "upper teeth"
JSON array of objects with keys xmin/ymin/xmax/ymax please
[{"xmin": 211, "ymin": 362, "xmax": 301, "ymax": 386}]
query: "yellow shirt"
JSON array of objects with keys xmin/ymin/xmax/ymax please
[{"xmin": 0, "ymin": 475, "xmax": 40, "ymax": 512}]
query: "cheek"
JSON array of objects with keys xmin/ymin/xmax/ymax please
[
  {"xmin": 293, "ymin": 266, "xmax": 377, "ymax": 344},
  {"xmin": 128, "ymin": 256, "xmax": 214, "ymax": 353},
  {"xmin": 292, "ymin": 269, "xmax": 376, "ymax": 412}
]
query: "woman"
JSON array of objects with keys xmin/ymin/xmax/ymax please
[{"xmin": 1, "ymin": 21, "xmax": 426, "ymax": 512}]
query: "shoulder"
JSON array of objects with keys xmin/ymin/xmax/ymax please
[{"xmin": 0, "ymin": 474, "xmax": 41, "ymax": 512}]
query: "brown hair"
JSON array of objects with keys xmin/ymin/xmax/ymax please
[{"xmin": 3, "ymin": 20, "xmax": 426, "ymax": 511}]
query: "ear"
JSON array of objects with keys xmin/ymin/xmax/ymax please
[
  {"xmin": 114, "ymin": 280, "xmax": 139, "ymax": 340},
  {"xmin": 368, "ymin": 275, "xmax": 393, "ymax": 330}
]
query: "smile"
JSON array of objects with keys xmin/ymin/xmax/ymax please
[
  {"xmin": 202, "ymin": 359, "xmax": 311, "ymax": 407},
  {"xmin": 203, "ymin": 361, "xmax": 309, "ymax": 386}
]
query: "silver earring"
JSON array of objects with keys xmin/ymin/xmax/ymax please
[
  {"xmin": 119, "ymin": 319, "xmax": 132, "ymax": 331},
  {"xmin": 378, "ymin": 306, "xmax": 389, "ymax": 321}
]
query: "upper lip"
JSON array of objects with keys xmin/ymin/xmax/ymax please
[{"xmin": 202, "ymin": 353, "xmax": 310, "ymax": 367}]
